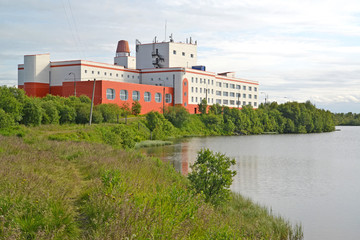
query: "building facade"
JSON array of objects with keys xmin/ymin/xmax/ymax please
[{"xmin": 18, "ymin": 37, "xmax": 259, "ymax": 114}]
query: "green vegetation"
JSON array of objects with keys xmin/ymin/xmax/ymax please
[
  {"xmin": 333, "ymin": 112, "xmax": 360, "ymax": 126},
  {"xmin": 0, "ymin": 86, "xmax": 341, "ymax": 239},
  {"xmin": 0, "ymin": 134, "xmax": 303, "ymax": 239},
  {"xmin": 188, "ymin": 149, "xmax": 236, "ymax": 206}
]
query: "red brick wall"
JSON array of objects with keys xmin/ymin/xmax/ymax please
[{"xmin": 24, "ymin": 82, "xmax": 49, "ymax": 97}]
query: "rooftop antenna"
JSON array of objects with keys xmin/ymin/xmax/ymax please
[{"xmin": 164, "ymin": 20, "xmax": 167, "ymax": 42}]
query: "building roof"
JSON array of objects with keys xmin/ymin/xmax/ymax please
[{"xmin": 116, "ymin": 40, "xmax": 130, "ymax": 53}]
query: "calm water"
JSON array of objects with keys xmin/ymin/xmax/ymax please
[{"xmin": 142, "ymin": 126, "xmax": 360, "ymax": 240}]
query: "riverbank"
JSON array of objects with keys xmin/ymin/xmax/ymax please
[{"xmin": 0, "ymin": 125, "xmax": 303, "ymax": 239}]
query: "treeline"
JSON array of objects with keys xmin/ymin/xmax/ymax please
[
  {"xmin": 143, "ymin": 99, "xmax": 335, "ymax": 140},
  {"xmin": 0, "ymin": 86, "xmax": 335, "ymax": 139},
  {"xmin": 333, "ymin": 112, "xmax": 360, "ymax": 126},
  {"xmin": 0, "ymin": 86, "xmax": 142, "ymax": 128}
]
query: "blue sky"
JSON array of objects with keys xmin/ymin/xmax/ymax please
[{"xmin": 1, "ymin": 0, "xmax": 360, "ymax": 113}]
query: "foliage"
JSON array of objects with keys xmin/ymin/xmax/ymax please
[
  {"xmin": 131, "ymin": 101, "xmax": 141, "ymax": 116},
  {"xmin": 96, "ymin": 103, "xmax": 122, "ymax": 123},
  {"xmin": 164, "ymin": 106, "xmax": 190, "ymax": 128},
  {"xmin": 21, "ymin": 98, "xmax": 43, "ymax": 126},
  {"xmin": 188, "ymin": 149, "xmax": 236, "ymax": 206},
  {"xmin": 0, "ymin": 132, "xmax": 303, "ymax": 240},
  {"xmin": 198, "ymin": 98, "xmax": 208, "ymax": 114},
  {"xmin": 333, "ymin": 112, "xmax": 360, "ymax": 126}
]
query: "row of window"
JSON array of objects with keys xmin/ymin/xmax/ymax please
[
  {"xmin": 191, "ymin": 87, "xmax": 257, "ymax": 99},
  {"xmin": 84, "ymin": 69, "xmax": 139, "ymax": 79},
  {"xmin": 191, "ymin": 97, "xmax": 257, "ymax": 107},
  {"xmin": 106, "ymin": 88, "xmax": 172, "ymax": 103},
  {"xmin": 173, "ymin": 50, "xmax": 194, "ymax": 58},
  {"xmin": 191, "ymin": 77, "xmax": 257, "ymax": 91}
]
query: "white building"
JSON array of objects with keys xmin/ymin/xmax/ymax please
[{"xmin": 18, "ymin": 36, "xmax": 259, "ymax": 114}]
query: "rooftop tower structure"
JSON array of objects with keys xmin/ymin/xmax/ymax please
[{"xmin": 114, "ymin": 40, "xmax": 136, "ymax": 69}]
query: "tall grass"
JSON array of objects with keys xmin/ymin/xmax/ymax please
[{"xmin": 0, "ymin": 132, "xmax": 303, "ymax": 239}]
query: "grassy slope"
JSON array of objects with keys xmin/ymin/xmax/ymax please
[{"xmin": 0, "ymin": 126, "xmax": 303, "ymax": 239}]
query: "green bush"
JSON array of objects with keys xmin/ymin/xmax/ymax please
[
  {"xmin": 0, "ymin": 109, "xmax": 15, "ymax": 129},
  {"xmin": 21, "ymin": 98, "xmax": 43, "ymax": 126},
  {"xmin": 188, "ymin": 149, "xmax": 236, "ymax": 206}
]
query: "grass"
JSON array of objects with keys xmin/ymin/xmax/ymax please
[
  {"xmin": 0, "ymin": 125, "xmax": 303, "ymax": 239},
  {"xmin": 135, "ymin": 140, "xmax": 173, "ymax": 148}
]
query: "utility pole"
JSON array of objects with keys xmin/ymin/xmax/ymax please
[{"xmin": 89, "ymin": 79, "xmax": 96, "ymax": 125}]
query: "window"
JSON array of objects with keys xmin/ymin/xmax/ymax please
[
  {"xmin": 223, "ymin": 100, "xmax": 228, "ymax": 105},
  {"xmin": 212, "ymin": 98, "xmax": 214, "ymax": 103},
  {"xmin": 196, "ymin": 78, "xmax": 198, "ymax": 83},
  {"xmin": 196, "ymin": 87, "xmax": 198, "ymax": 93},
  {"xmin": 191, "ymin": 97, "xmax": 194, "ymax": 102},
  {"xmin": 191, "ymin": 87, "xmax": 194, "ymax": 92},
  {"xmin": 132, "ymin": 75, "xmax": 134, "ymax": 79},
  {"xmin": 243, "ymin": 86, "xmax": 246, "ymax": 90},
  {"xmin": 236, "ymin": 85, "xmax": 240, "ymax": 89},
  {"xmin": 243, "ymin": 101, "xmax": 246, "ymax": 106},
  {"xmin": 230, "ymin": 84, "xmax": 235, "ymax": 89},
  {"xmin": 132, "ymin": 91, "xmax": 140, "ymax": 101},
  {"xmin": 243, "ymin": 94, "xmax": 246, "ymax": 98},
  {"xmin": 223, "ymin": 91, "xmax": 228, "ymax": 96},
  {"xmin": 224, "ymin": 83, "xmax": 229, "ymax": 88},
  {"xmin": 249, "ymin": 86, "xmax": 252, "ymax": 91},
  {"xmin": 116, "ymin": 73, "xmax": 118, "ymax": 77},
  {"xmin": 98, "ymin": 71, "xmax": 100, "ymax": 75},
  {"xmin": 196, "ymin": 97, "xmax": 198, "ymax": 102},
  {"xmin": 254, "ymin": 102, "xmax": 257, "ymax": 107},
  {"xmin": 254, "ymin": 95, "xmax": 257, "ymax": 99},
  {"xmin": 127, "ymin": 75, "xmax": 130, "ymax": 78},
  {"xmin": 182, "ymin": 52, "xmax": 185, "ymax": 56},
  {"xmin": 190, "ymin": 53, "xmax": 194, "ymax": 58},
  {"xmin": 184, "ymin": 81, "xmax": 187, "ymax": 86},
  {"xmin": 216, "ymin": 82, "xmax": 222, "ymax": 87},
  {"xmin": 92, "ymin": 71, "xmax": 94, "ymax": 74},
  {"xmin": 144, "ymin": 92, "xmax": 151, "ymax": 102},
  {"xmin": 216, "ymin": 99, "xmax": 221, "ymax": 104},
  {"xmin": 236, "ymin": 93, "xmax": 241, "ymax": 98},
  {"xmin": 151, "ymin": 78, "xmax": 153, "ymax": 81},
  {"xmin": 200, "ymin": 78, "xmax": 202, "ymax": 84},
  {"xmin": 104, "ymin": 72, "xmax": 107, "ymax": 76},
  {"xmin": 254, "ymin": 87, "xmax": 257, "ymax": 92},
  {"xmin": 208, "ymin": 98, "xmax": 210, "ymax": 102},
  {"xmin": 212, "ymin": 80, "xmax": 214, "ymax": 85},
  {"xmin": 155, "ymin": 93, "xmax": 162, "ymax": 103},
  {"xmin": 120, "ymin": 90, "xmax": 128, "ymax": 100},
  {"xmin": 249, "ymin": 102, "xmax": 252, "ymax": 106},
  {"xmin": 230, "ymin": 92, "xmax": 235, "ymax": 97},
  {"xmin": 191, "ymin": 77, "xmax": 194, "ymax": 83},
  {"xmin": 249, "ymin": 94, "xmax": 252, "ymax": 99},
  {"xmin": 110, "ymin": 73, "xmax": 112, "ymax": 76},
  {"xmin": 85, "ymin": 70, "xmax": 87, "ymax": 73},
  {"xmin": 173, "ymin": 50, "xmax": 176, "ymax": 54},
  {"xmin": 200, "ymin": 88, "xmax": 202, "ymax": 93},
  {"xmin": 211, "ymin": 89, "xmax": 214, "ymax": 94},
  {"xmin": 184, "ymin": 92, "xmax": 187, "ymax": 96},
  {"xmin": 184, "ymin": 102, "xmax": 187, "ymax": 107},
  {"xmin": 236, "ymin": 101, "xmax": 240, "ymax": 106},
  {"xmin": 121, "ymin": 74, "xmax": 123, "ymax": 77},
  {"xmin": 106, "ymin": 88, "xmax": 115, "ymax": 100},
  {"xmin": 216, "ymin": 91, "xmax": 222, "ymax": 96},
  {"xmin": 230, "ymin": 100, "xmax": 235, "ymax": 105}
]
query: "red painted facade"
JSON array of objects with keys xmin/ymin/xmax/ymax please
[
  {"xmin": 24, "ymin": 82, "xmax": 50, "ymax": 97},
  {"xmin": 22, "ymin": 80, "xmax": 175, "ymax": 115}
]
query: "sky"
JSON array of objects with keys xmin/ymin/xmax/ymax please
[{"xmin": 1, "ymin": 0, "xmax": 360, "ymax": 113}]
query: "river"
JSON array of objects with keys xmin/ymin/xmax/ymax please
[{"xmin": 142, "ymin": 126, "xmax": 360, "ymax": 240}]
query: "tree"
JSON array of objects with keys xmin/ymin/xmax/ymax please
[
  {"xmin": 188, "ymin": 149, "xmax": 236, "ymax": 206},
  {"xmin": 164, "ymin": 106, "xmax": 190, "ymax": 128},
  {"xmin": 21, "ymin": 98, "xmax": 43, "ymax": 126},
  {"xmin": 146, "ymin": 111, "xmax": 161, "ymax": 140},
  {"xmin": 198, "ymin": 98, "xmax": 208, "ymax": 114},
  {"xmin": 131, "ymin": 101, "xmax": 141, "ymax": 116}
]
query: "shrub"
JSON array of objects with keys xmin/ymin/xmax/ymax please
[
  {"xmin": 21, "ymin": 98, "xmax": 43, "ymax": 126},
  {"xmin": 131, "ymin": 101, "xmax": 141, "ymax": 116},
  {"xmin": 188, "ymin": 149, "xmax": 236, "ymax": 206},
  {"xmin": 164, "ymin": 106, "xmax": 190, "ymax": 128},
  {"xmin": 0, "ymin": 109, "xmax": 15, "ymax": 128}
]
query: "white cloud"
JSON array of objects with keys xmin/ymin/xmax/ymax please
[{"xmin": 1, "ymin": 0, "xmax": 360, "ymax": 112}]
